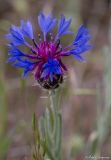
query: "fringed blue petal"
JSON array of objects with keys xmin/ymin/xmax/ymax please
[
  {"xmin": 6, "ymin": 44, "xmax": 25, "ymax": 62},
  {"xmin": 57, "ymin": 14, "xmax": 72, "ymax": 36},
  {"xmin": 69, "ymin": 25, "xmax": 92, "ymax": 61},
  {"xmin": 13, "ymin": 59, "xmax": 33, "ymax": 68},
  {"xmin": 73, "ymin": 25, "xmax": 91, "ymax": 46},
  {"xmin": 6, "ymin": 57, "xmax": 19, "ymax": 63},
  {"xmin": 70, "ymin": 45, "xmax": 92, "ymax": 55},
  {"xmin": 6, "ymin": 25, "xmax": 25, "ymax": 46},
  {"xmin": 38, "ymin": 12, "xmax": 56, "ymax": 36},
  {"xmin": 41, "ymin": 68, "xmax": 50, "ymax": 78},
  {"xmin": 12, "ymin": 59, "xmax": 35, "ymax": 78},
  {"xmin": 21, "ymin": 20, "xmax": 33, "ymax": 39},
  {"xmin": 8, "ymin": 44, "xmax": 24, "ymax": 56},
  {"xmin": 22, "ymin": 69, "xmax": 30, "ymax": 78},
  {"xmin": 70, "ymin": 45, "xmax": 92, "ymax": 62},
  {"xmin": 41, "ymin": 57, "xmax": 61, "ymax": 81},
  {"xmin": 72, "ymin": 54, "xmax": 86, "ymax": 62}
]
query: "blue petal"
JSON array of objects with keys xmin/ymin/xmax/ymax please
[
  {"xmin": 43, "ymin": 62, "xmax": 50, "ymax": 68},
  {"xmin": 48, "ymin": 57, "xmax": 54, "ymax": 64},
  {"xmin": 57, "ymin": 14, "xmax": 72, "ymax": 36},
  {"xmin": 49, "ymin": 72, "xmax": 53, "ymax": 82},
  {"xmin": 6, "ymin": 57, "xmax": 18, "ymax": 63},
  {"xmin": 38, "ymin": 12, "xmax": 56, "ymax": 35},
  {"xmin": 8, "ymin": 44, "xmax": 24, "ymax": 56},
  {"xmin": 5, "ymin": 34, "xmax": 13, "ymax": 41},
  {"xmin": 22, "ymin": 69, "xmax": 30, "ymax": 78},
  {"xmin": 41, "ymin": 68, "xmax": 50, "ymax": 78},
  {"xmin": 6, "ymin": 25, "xmax": 25, "ymax": 46},
  {"xmin": 72, "ymin": 54, "xmax": 86, "ymax": 62},
  {"xmin": 70, "ymin": 45, "xmax": 92, "ymax": 55},
  {"xmin": 13, "ymin": 59, "xmax": 32, "ymax": 68},
  {"xmin": 53, "ymin": 67, "xmax": 60, "ymax": 74},
  {"xmin": 46, "ymin": 13, "xmax": 56, "ymax": 33},
  {"xmin": 68, "ymin": 25, "xmax": 92, "ymax": 61},
  {"xmin": 7, "ymin": 44, "xmax": 25, "ymax": 63},
  {"xmin": 12, "ymin": 59, "xmax": 35, "ymax": 78},
  {"xmin": 21, "ymin": 20, "xmax": 33, "ymax": 39},
  {"xmin": 73, "ymin": 25, "xmax": 91, "ymax": 46},
  {"xmin": 41, "ymin": 57, "xmax": 61, "ymax": 81},
  {"xmin": 70, "ymin": 45, "xmax": 92, "ymax": 62},
  {"xmin": 10, "ymin": 25, "xmax": 25, "ymax": 44},
  {"xmin": 74, "ymin": 25, "xmax": 88, "ymax": 41},
  {"xmin": 74, "ymin": 36, "xmax": 91, "ymax": 46}
]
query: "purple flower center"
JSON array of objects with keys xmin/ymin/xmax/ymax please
[{"xmin": 28, "ymin": 35, "xmax": 66, "ymax": 80}]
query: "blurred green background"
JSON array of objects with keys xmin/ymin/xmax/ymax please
[{"xmin": 0, "ymin": 0, "xmax": 111, "ymax": 159}]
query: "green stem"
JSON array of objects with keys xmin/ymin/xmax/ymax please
[
  {"xmin": 49, "ymin": 90, "xmax": 57, "ymax": 139},
  {"xmin": 45, "ymin": 89, "xmax": 62, "ymax": 160}
]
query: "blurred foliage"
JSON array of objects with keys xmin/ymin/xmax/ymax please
[
  {"xmin": 68, "ymin": 134, "xmax": 84, "ymax": 159},
  {"xmin": 0, "ymin": 69, "xmax": 11, "ymax": 159}
]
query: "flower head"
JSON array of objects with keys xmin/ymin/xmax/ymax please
[{"xmin": 6, "ymin": 12, "xmax": 92, "ymax": 89}]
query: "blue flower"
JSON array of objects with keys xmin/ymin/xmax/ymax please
[
  {"xmin": 6, "ymin": 12, "xmax": 92, "ymax": 89},
  {"xmin": 20, "ymin": 20, "xmax": 33, "ymax": 39},
  {"xmin": 38, "ymin": 12, "xmax": 56, "ymax": 39},
  {"xmin": 41, "ymin": 58, "xmax": 61, "ymax": 82},
  {"xmin": 57, "ymin": 14, "xmax": 72, "ymax": 36}
]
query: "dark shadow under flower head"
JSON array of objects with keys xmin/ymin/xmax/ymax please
[{"xmin": 6, "ymin": 12, "xmax": 92, "ymax": 89}]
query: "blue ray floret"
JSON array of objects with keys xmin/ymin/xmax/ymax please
[
  {"xmin": 73, "ymin": 25, "xmax": 91, "ymax": 46},
  {"xmin": 6, "ymin": 12, "xmax": 92, "ymax": 89},
  {"xmin": 57, "ymin": 14, "xmax": 72, "ymax": 36},
  {"xmin": 7, "ymin": 44, "xmax": 24, "ymax": 62},
  {"xmin": 69, "ymin": 25, "xmax": 92, "ymax": 61},
  {"xmin": 13, "ymin": 59, "xmax": 35, "ymax": 78},
  {"xmin": 6, "ymin": 25, "xmax": 25, "ymax": 46},
  {"xmin": 38, "ymin": 12, "xmax": 56, "ymax": 39},
  {"xmin": 41, "ymin": 57, "xmax": 61, "ymax": 82},
  {"xmin": 21, "ymin": 20, "xmax": 33, "ymax": 39}
]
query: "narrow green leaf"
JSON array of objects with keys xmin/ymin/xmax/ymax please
[
  {"xmin": 39, "ymin": 116, "xmax": 45, "ymax": 138},
  {"xmin": 42, "ymin": 137, "xmax": 46, "ymax": 157},
  {"xmin": 32, "ymin": 112, "xmax": 36, "ymax": 131},
  {"xmin": 33, "ymin": 152, "xmax": 37, "ymax": 160},
  {"xmin": 37, "ymin": 132, "xmax": 40, "ymax": 150}
]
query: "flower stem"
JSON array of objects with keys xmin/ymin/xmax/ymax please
[{"xmin": 45, "ymin": 89, "xmax": 62, "ymax": 160}]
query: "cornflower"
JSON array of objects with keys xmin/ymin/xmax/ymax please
[{"xmin": 6, "ymin": 12, "xmax": 92, "ymax": 89}]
